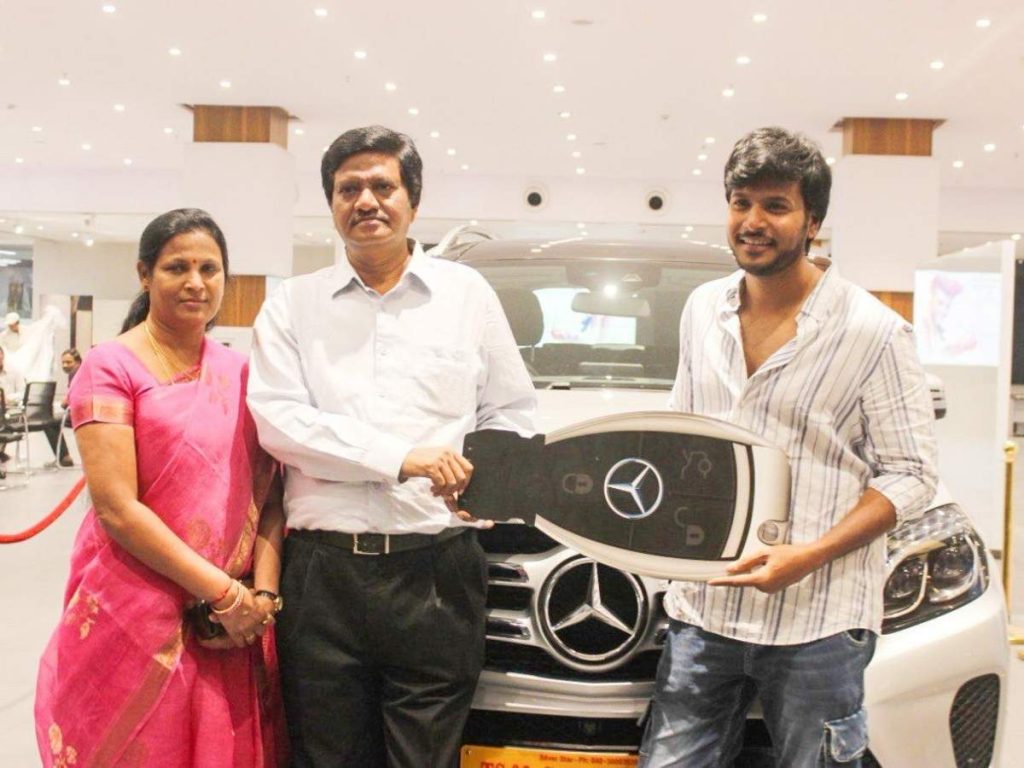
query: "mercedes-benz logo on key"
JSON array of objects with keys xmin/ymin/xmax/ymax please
[{"xmin": 604, "ymin": 458, "xmax": 663, "ymax": 519}]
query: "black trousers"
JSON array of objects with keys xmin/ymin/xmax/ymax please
[
  {"xmin": 42, "ymin": 424, "xmax": 69, "ymax": 460},
  {"xmin": 277, "ymin": 529, "xmax": 488, "ymax": 768}
]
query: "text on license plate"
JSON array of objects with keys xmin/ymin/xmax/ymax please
[{"xmin": 460, "ymin": 744, "xmax": 638, "ymax": 768}]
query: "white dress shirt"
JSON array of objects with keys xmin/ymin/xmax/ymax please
[
  {"xmin": 0, "ymin": 363, "xmax": 25, "ymax": 406},
  {"xmin": 248, "ymin": 241, "xmax": 537, "ymax": 535},
  {"xmin": 665, "ymin": 265, "xmax": 938, "ymax": 644}
]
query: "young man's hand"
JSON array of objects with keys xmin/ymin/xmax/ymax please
[{"xmin": 708, "ymin": 543, "xmax": 825, "ymax": 594}]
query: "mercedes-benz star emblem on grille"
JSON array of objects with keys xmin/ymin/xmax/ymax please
[
  {"xmin": 604, "ymin": 458, "xmax": 664, "ymax": 519},
  {"xmin": 539, "ymin": 557, "xmax": 647, "ymax": 670}
]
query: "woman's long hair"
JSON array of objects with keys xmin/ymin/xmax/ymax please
[{"xmin": 121, "ymin": 208, "xmax": 230, "ymax": 333}]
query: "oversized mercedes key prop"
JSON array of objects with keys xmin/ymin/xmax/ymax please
[{"xmin": 458, "ymin": 412, "xmax": 791, "ymax": 581}]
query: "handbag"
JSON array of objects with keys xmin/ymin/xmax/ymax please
[{"xmin": 184, "ymin": 601, "xmax": 225, "ymax": 640}]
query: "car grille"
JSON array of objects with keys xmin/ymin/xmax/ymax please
[
  {"xmin": 949, "ymin": 674, "xmax": 1000, "ymax": 768},
  {"xmin": 486, "ymin": 642, "xmax": 663, "ymax": 681}
]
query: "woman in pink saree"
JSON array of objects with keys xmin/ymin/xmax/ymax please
[{"xmin": 35, "ymin": 209, "xmax": 286, "ymax": 767}]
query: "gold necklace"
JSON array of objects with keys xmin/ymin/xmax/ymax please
[{"xmin": 144, "ymin": 321, "xmax": 199, "ymax": 382}]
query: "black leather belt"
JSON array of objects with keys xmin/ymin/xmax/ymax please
[{"xmin": 290, "ymin": 526, "xmax": 468, "ymax": 555}]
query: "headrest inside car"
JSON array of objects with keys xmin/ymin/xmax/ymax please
[{"xmin": 496, "ymin": 288, "xmax": 544, "ymax": 347}]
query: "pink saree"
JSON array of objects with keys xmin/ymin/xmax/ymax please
[{"xmin": 35, "ymin": 339, "xmax": 285, "ymax": 767}]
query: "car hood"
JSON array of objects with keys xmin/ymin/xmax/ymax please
[{"xmin": 533, "ymin": 388, "xmax": 671, "ymax": 434}]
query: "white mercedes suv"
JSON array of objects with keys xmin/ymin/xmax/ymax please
[{"xmin": 432, "ymin": 230, "xmax": 1009, "ymax": 768}]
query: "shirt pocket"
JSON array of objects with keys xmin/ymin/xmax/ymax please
[{"xmin": 402, "ymin": 345, "xmax": 477, "ymax": 419}]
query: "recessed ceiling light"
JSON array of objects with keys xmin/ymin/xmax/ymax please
[
  {"xmin": 429, "ymin": 130, "xmax": 440, "ymax": 139},
  {"xmin": 470, "ymin": 219, "xmax": 479, "ymax": 225},
  {"xmin": 543, "ymin": 52, "xmax": 557, "ymax": 63},
  {"xmin": 722, "ymin": 87, "xmax": 735, "ymax": 98},
  {"xmin": 577, "ymin": 222, "xmax": 586, "ymax": 229},
  {"xmin": 752, "ymin": 12, "xmax": 767, "ymax": 23},
  {"xmin": 102, "ymin": 4, "xmax": 116, "ymax": 13},
  {"xmin": 446, "ymin": 148, "xmax": 456, "ymax": 156},
  {"xmin": 895, "ymin": 91, "xmax": 909, "ymax": 101},
  {"xmin": 531, "ymin": 9, "xmax": 546, "ymax": 20},
  {"xmin": 81, "ymin": 143, "xmax": 92, "ymax": 151},
  {"xmin": 113, "ymin": 103, "xmax": 126, "ymax": 112},
  {"xmin": 571, "ymin": 150, "xmax": 581, "ymax": 158},
  {"xmin": 122, "ymin": 158, "xmax": 133, "ymax": 166},
  {"xmin": 983, "ymin": 142, "xmax": 996, "ymax": 152},
  {"xmin": 36, "ymin": 225, "xmax": 43, "ymax": 231},
  {"xmin": 685, "ymin": 225, "xmax": 694, "ymax": 232},
  {"xmin": 31, "ymin": 126, "xmax": 42, "ymax": 132},
  {"xmin": 354, "ymin": 50, "xmax": 367, "ymax": 60},
  {"xmin": 1011, "ymin": 233, "xmax": 1021, "ymax": 241},
  {"xmin": 680, "ymin": 233, "xmax": 689, "ymax": 239},
  {"xmin": 697, "ymin": 153, "xmax": 708, "ymax": 161},
  {"xmin": 930, "ymin": 60, "xmax": 944, "ymax": 70},
  {"xmin": 531, "ymin": 247, "xmax": 542, "ymax": 253},
  {"xmin": 553, "ymin": 85, "xmax": 566, "ymax": 94},
  {"xmin": 692, "ymin": 168, "xmax": 702, "ymax": 176},
  {"xmin": 705, "ymin": 136, "xmax": 716, "ymax": 144},
  {"xmin": 580, "ymin": 231, "xmax": 588, "ymax": 237},
  {"xmin": 163, "ymin": 127, "xmax": 174, "ymax": 134},
  {"xmin": 14, "ymin": 225, "xmax": 24, "ymax": 234},
  {"xmin": 736, "ymin": 55, "xmax": 751, "ymax": 65},
  {"xmin": 71, "ymin": 232, "xmax": 79, "ymax": 238},
  {"xmin": 304, "ymin": 231, "xmax": 313, "ymax": 237},
  {"xmin": 57, "ymin": 75, "xmax": 71, "ymax": 86},
  {"xmin": 219, "ymin": 79, "xmax": 232, "ymax": 89},
  {"xmin": 566, "ymin": 133, "xmax": 577, "ymax": 141},
  {"xmin": 408, "ymin": 107, "xmax": 419, "ymax": 116},
  {"xmin": 384, "ymin": 81, "xmax": 397, "ymax": 92},
  {"xmin": 826, "ymin": 156, "xmax": 836, "ymax": 166},
  {"xmin": 460, "ymin": 163, "xmax": 470, "ymax": 171},
  {"xmin": 559, "ymin": 111, "xmax": 571, "ymax": 119},
  {"xmin": 976, "ymin": 18, "xmax": 991, "ymax": 28},
  {"xmin": 575, "ymin": 167, "xmax": 586, "ymax": 175},
  {"xmin": 84, "ymin": 237, "xmax": 95, "ymax": 247},
  {"xmin": 168, "ymin": 46, "xmax": 182, "ymax": 57},
  {"xmin": 952, "ymin": 160, "xmax": 964, "ymax": 168},
  {"xmin": 293, "ymin": 127, "xmax": 305, "ymax": 135},
  {"xmin": 313, "ymin": 8, "xmax": 328, "ymax": 17},
  {"xmin": 322, "ymin": 145, "xmax": 328, "ymax": 153},
  {"xmin": 325, "ymin": 237, "xmax": 333, "ymax": 244},
  {"xmin": 14, "ymin": 157, "xmax": 24, "ymax": 164}
]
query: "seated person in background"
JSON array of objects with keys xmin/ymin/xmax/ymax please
[
  {"xmin": 60, "ymin": 348, "xmax": 83, "ymax": 408},
  {"xmin": 0, "ymin": 345, "xmax": 26, "ymax": 464}
]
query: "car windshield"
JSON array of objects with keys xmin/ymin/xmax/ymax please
[{"xmin": 465, "ymin": 257, "xmax": 733, "ymax": 390}]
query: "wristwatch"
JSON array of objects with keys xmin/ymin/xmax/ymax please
[{"xmin": 254, "ymin": 589, "xmax": 284, "ymax": 614}]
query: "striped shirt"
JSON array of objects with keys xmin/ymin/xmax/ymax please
[{"xmin": 664, "ymin": 265, "xmax": 938, "ymax": 644}]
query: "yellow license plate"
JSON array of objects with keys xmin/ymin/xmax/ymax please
[{"xmin": 460, "ymin": 744, "xmax": 638, "ymax": 768}]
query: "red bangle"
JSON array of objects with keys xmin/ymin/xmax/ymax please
[{"xmin": 210, "ymin": 577, "xmax": 233, "ymax": 605}]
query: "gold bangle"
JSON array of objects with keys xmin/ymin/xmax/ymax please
[{"xmin": 210, "ymin": 580, "xmax": 244, "ymax": 614}]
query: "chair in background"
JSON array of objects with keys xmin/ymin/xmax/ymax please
[
  {"xmin": 21, "ymin": 381, "xmax": 67, "ymax": 470},
  {"xmin": 0, "ymin": 390, "xmax": 29, "ymax": 489}
]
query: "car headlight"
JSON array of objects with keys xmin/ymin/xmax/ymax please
[{"xmin": 882, "ymin": 503, "xmax": 989, "ymax": 633}]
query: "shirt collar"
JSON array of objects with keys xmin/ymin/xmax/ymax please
[
  {"xmin": 330, "ymin": 239, "xmax": 434, "ymax": 296},
  {"xmin": 720, "ymin": 261, "xmax": 839, "ymax": 324}
]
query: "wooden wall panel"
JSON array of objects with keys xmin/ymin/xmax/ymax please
[
  {"xmin": 841, "ymin": 118, "xmax": 938, "ymax": 156},
  {"xmin": 192, "ymin": 106, "xmax": 289, "ymax": 148},
  {"xmin": 217, "ymin": 275, "xmax": 266, "ymax": 327},
  {"xmin": 870, "ymin": 290, "xmax": 914, "ymax": 323}
]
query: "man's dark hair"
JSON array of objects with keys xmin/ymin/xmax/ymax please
[
  {"xmin": 723, "ymin": 127, "xmax": 832, "ymax": 228},
  {"xmin": 320, "ymin": 125, "xmax": 423, "ymax": 208}
]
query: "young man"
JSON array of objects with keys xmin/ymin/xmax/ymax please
[
  {"xmin": 639, "ymin": 127, "xmax": 938, "ymax": 767},
  {"xmin": 247, "ymin": 125, "xmax": 536, "ymax": 768}
]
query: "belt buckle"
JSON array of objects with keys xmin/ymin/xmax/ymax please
[{"xmin": 352, "ymin": 533, "xmax": 389, "ymax": 555}]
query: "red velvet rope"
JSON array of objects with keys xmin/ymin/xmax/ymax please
[{"xmin": 0, "ymin": 475, "xmax": 87, "ymax": 544}]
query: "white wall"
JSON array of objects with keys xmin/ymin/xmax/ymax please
[{"xmin": 31, "ymin": 241, "xmax": 140, "ymax": 309}]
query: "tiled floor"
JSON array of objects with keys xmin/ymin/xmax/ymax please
[{"xmin": 2, "ymin": 432, "xmax": 1024, "ymax": 766}]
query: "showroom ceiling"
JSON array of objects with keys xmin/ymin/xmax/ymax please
[{"xmin": 0, "ymin": 1, "xmax": 1022, "ymax": 248}]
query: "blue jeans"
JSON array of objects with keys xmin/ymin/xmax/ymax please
[{"xmin": 638, "ymin": 621, "xmax": 876, "ymax": 768}]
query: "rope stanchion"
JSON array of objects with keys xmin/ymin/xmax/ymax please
[{"xmin": 0, "ymin": 474, "xmax": 87, "ymax": 544}]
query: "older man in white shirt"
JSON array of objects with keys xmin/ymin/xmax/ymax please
[{"xmin": 248, "ymin": 125, "xmax": 536, "ymax": 768}]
